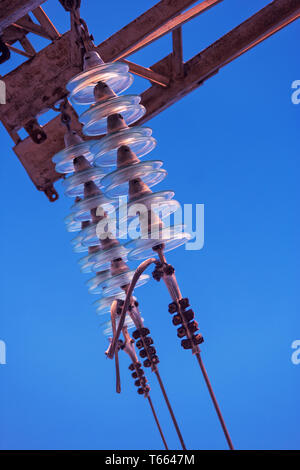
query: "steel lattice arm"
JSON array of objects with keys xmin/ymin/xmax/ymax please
[{"xmin": 0, "ymin": 0, "xmax": 299, "ymax": 200}]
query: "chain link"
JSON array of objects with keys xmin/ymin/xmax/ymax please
[
  {"xmin": 72, "ymin": 14, "xmax": 94, "ymax": 52},
  {"xmin": 59, "ymin": 0, "xmax": 94, "ymax": 53}
]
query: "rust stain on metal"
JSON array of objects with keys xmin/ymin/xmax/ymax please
[
  {"xmin": 0, "ymin": 0, "xmax": 47, "ymax": 32},
  {"xmin": 13, "ymin": 106, "xmax": 93, "ymax": 195},
  {"xmin": 1, "ymin": 32, "xmax": 81, "ymax": 133},
  {"xmin": 0, "ymin": 0, "xmax": 299, "ymax": 200}
]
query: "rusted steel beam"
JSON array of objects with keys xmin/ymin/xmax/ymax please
[
  {"xmin": 1, "ymin": 0, "xmax": 299, "ymax": 200},
  {"xmin": 0, "ymin": 0, "xmax": 46, "ymax": 32},
  {"xmin": 2, "ymin": 23, "xmax": 28, "ymax": 45},
  {"xmin": 32, "ymin": 6, "xmax": 60, "ymax": 40},
  {"xmin": 13, "ymin": 105, "xmax": 94, "ymax": 201},
  {"xmin": 15, "ymin": 14, "xmax": 53, "ymax": 39},
  {"xmin": 172, "ymin": 27, "xmax": 184, "ymax": 78},
  {"xmin": 121, "ymin": 59, "xmax": 169, "ymax": 87},
  {"xmin": 1, "ymin": 32, "xmax": 82, "ymax": 133},
  {"xmin": 0, "ymin": 0, "xmax": 222, "ymax": 134},
  {"xmin": 20, "ymin": 36, "xmax": 36, "ymax": 56},
  {"xmin": 224, "ymin": 11, "xmax": 300, "ymax": 64},
  {"xmin": 138, "ymin": 0, "xmax": 300, "ymax": 124},
  {"xmin": 97, "ymin": 0, "xmax": 200, "ymax": 61},
  {"xmin": 5, "ymin": 42, "xmax": 33, "ymax": 58},
  {"xmin": 106, "ymin": 0, "xmax": 223, "ymax": 61}
]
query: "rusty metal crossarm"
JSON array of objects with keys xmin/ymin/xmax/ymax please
[
  {"xmin": 2, "ymin": 23, "xmax": 29, "ymax": 46},
  {"xmin": 14, "ymin": 15, "xmax": 53, "ymax": 40},
  {"xmin": 0, "ymin": 0, "xmax": 299, "ymax": 200},
  {"xmin": 5, "ymin": 42, "xmax": 34, "ymax": 58},
  {"xmin": 0, "ymin": 0, "xmax": 223, "ymax": 135},
  {"xmin": 137, "ymin": 0, "xmax": 300, "ymax": 125},
  {"xmin": 2, "ymin": 7, "xmax": 60, "ymax": 59},
  {"xmin": 108, "ymin": 0, "xmax": 223, "ymax": 61},
  {"xmin": 97, "ymin": 0, "xmax": 205, "ymax": 62},
  {"xmin": 121, "ymin": 59, "xmax": 170, "ymax": 87},
  {"xmin": 172, "ymin": 27, "xmax": 184, "ymax": 79},
  {"xmin": 19, "ymin": 36, "xmax": 36, "ymax": 55},
  {"xmin": 32, "ymin": 6, "xmax": 60, "ymax": 40},
  {"xmin": 1, "ymin": 32, "xmax": 81, "ymax": 135}
]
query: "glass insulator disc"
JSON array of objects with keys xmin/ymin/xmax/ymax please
[
  {"xmin": 76, "ymin": 222, "xmax": 99, "ymax": 247},
  {"xmin": 62, "ymin": 167, "xmax": 106, "ymax": 197},
  {"xmin": 78, "ymin": 248, "xmax": 108, "ymax": 274},
  {"xmin": 92, "ymin": 127, "xmax": 156, "ymax": 168},
  {"xmin": 102, "ymin": 161, "xmax": 166, "ymax": 199},
  {"xmin": 102, "ymin": 270, "xmax": 149, "ymax": 297},
  {"xmin": 52, "ymin": 140, "xmax": 98, "ymax": 174},
  {"xmin": 79, "ymin": 221, "xmax": 128, "ymax": 247},
  {"xmin": 102, "ymin": 314, "xmax": 135, "ymax": 336},
  {"xmin": 86, "ymin": 270, "xmax": 112, "ymax": 294},
  {"xmin": 80, "ymin": 95, "xmax": 146, "ymax": 136},
  {"xmin": 93, "ymin": 293, "xmax": 126, "ymax": 315},
  {"xmin": 127, "ymin": 225, "xmax": 193, "ymax": 260},
  {"xmin": 71, "ymin": 195, "xmax": 114, "ymax": 221},
  {"xmin": 64, "ymin": 213, "xmax": 82, "ymax": 232},
  {"xmin": 117, "ymin": 190, "xmax": 179, "ymax": 224},
  {"xmin": 67, "ymin": 62, "xmax": 133, "ymax": 105},
  {"xmin": 90, "ymin": 244, "xmax": 129, "ymax": 272},
  {"xmin": 71, "ymin": 234, "xmax": 89, "ymax": 253}
]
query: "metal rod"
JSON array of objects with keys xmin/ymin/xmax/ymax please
[
  {"xmin": 14, "ymin": 17, "xmax": 52, "ymax": 39},
  {"xmin": 115, "ymin": 349, "xmax": 121, "ymax": 394},
  {"xmin": 5, "ymin": 42, "xmax": 33, "ymax": 58},
  {"xmin": 126, "ymin": 303, "xmax": 186, "ymax": 450},
  {"xmin": 147, "ymin": 396, "xmax": 169, "ymax": 450},
  {"xmin": 112, "ymin": 0, "xmax": 223, "ymax": 60},
  {"xmin": 172, "ymin": 27, "xmax": 184, "ymax": 78},
  {"xmin": 121, "ymin": 331, "xmax": 169, "ymax": 450},
  {"xmin": 110, "ymin": 300, "xmax": 121, "ymax": 393},
  {"xmin": 196, "ymin": 352, "xmax": 234, "ymax": 450},
  {"xmin": 20, "ymin": 36, "xmax": 36, "ymax": 56},
  {"xmin": 157, "ymin": 246, "xmax": 234, "ymax": 449},
  {"xmin": 107, "ymin": 258, "xmax": 157, "ymax": 359},
  {"xmin": 121, "ymin": 59, "xmax": 169, "ymax": 87},
  {"xmin": 32, "ymin": 6, "xmax": 60, "ymax": 40},
  {"xmin": 155, "ymin": 369, "xmax": 186, "ymax": 450}
]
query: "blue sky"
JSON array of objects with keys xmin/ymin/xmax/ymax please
[{"xmin": 0, "ymin": 0, "xmax": 299, "ymax": 450}]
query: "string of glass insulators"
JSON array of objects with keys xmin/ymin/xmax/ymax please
[
  {"xmin": 51, "ymin": 50, "xmax": 233, "ymax": 451},
  {"xmin": 52, "ymin": 50, "xmax": 193, "ymax": 335},
  {"xmin": 52, "ymin": 52, "xmax": 189, "ymax": 450}
]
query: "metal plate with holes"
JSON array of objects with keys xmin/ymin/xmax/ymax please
[
  {"xmin": 0, "ymin": 0, "xmax": 299, "ymax": 202},
  {"xmin": 13, "ymin": 106, "xmax": 95, "ymax": 201}
]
